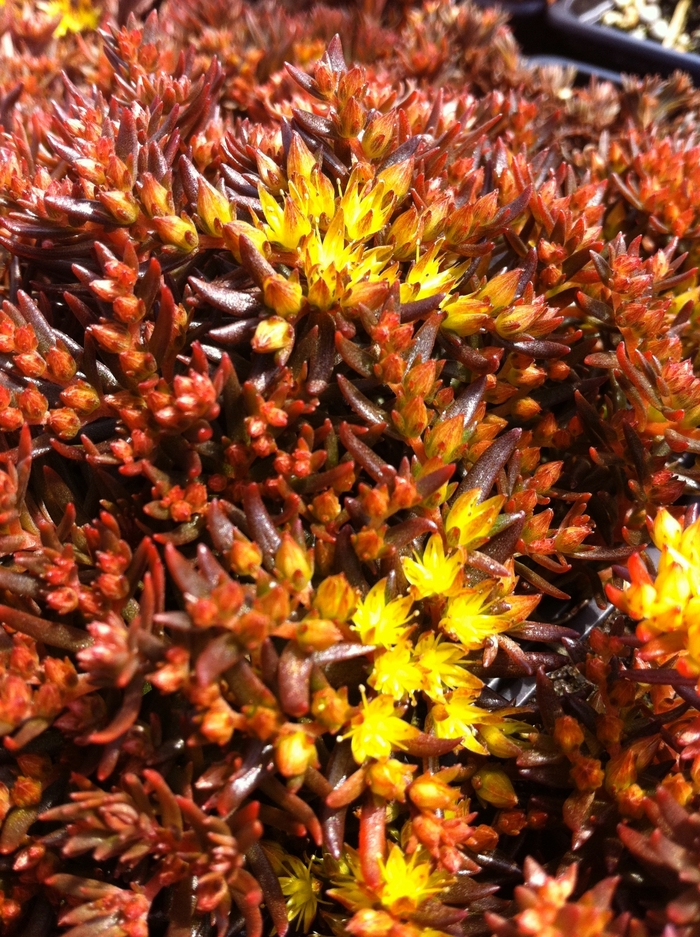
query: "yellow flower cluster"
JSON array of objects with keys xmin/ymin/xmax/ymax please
[
  {"xmin": 607, "ymin": 508, "xmax": 700, "ymax": 675},
  {"xmin": 345, "ymin": 498, "xmax": 539, "ymax": 761}
]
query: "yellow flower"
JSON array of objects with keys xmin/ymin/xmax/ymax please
[
  {"xmin": 301, "ymin": 211, "xmax": 394, "ymax": 312},
  {"xmin": 444, "ymin": 488, "xmax": 505, "ymax": 549},
  {"xmin": 369, "ymin": 641, "xmax": 424, "ymax": 701},
  {"xmin": 377, "ymin": 845, "xmax": 451, "ymax": 916},
  {"xmin": 399, "ymin": 241, "xmax": 469, "ymax": 304},
  {"xmin": 402, "ymin": 534, "xmax": 463, "ymax": 599},
  {"xmin": 607, "ymin": 509, "xmax": 700, "ymax": 674},
  {"xmin": 38, "ymin": 0, "xmax": 100, "ymax": 36},
  {"xmin": 287, "ymin": 133, "xmax": 336, "ymax": 226},
  {"xmin": 259, "ymin": 187, "xmax": 312, "ymax": 250},
  {"xmin": 413, "ymin": 633, "xmax": 481, "ymax": 700},
  {"xmin": 340, "ymin": 166, "xmax": 395, "ymax": 241},
  {"xmin": 343, "ymin": 691, "xmax": 419, "ymax": 763},
  {"xmin": 432, "ymin": 687, "xmax": 523, "ymax": 754},
  {"xmin": 352, "ymin": 579, "xmax": 414, "ymax": 648},
  {"xmin": 440, "ymin": 292, "xmax": 491, "ymax": 337},
  {"xmin": 439, "ymin": 581, "xmax": 513, "ymax": 650},
  {"xmin": 278, "ymin": 854, "xmax": 322, "ymax": 932}
]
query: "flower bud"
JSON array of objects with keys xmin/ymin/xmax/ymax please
[
  {"xmin": 377, "ymin": 156, "xmax": 414, "ymax": 201},
  {"xmin": 297, "ymin": 616, "xmax": 343, "ymax": 652},
  {"xmin": 275, "ymin": 729, "xmax": 318, "ymax": 777},
  {"xmin": 98, "ymin": 189, "xmax": 140, "ymax": 224},
  {"xmin": 90, "ymin": 278, "xmax": 129, "ymax": 302},
  {"xmin": 652, "ymin": 507, "xmax": 683, "ymax": 550},
  {"xmin": 14, "ymin": 324, "xmax": 37, "ymax": 353},
  {"xmin": 339, "ymin": 96, "xmax": 366, "ymax": 138},
  {"xmin": 471, "ymin": 764, "xmax": 518, "ymax": 809},
  {"xmin": 14, "ymin": 351, "xmax": 46, "ymax": 378},
  {"xmin": 496, "ymin": 809, "xmax": 528, "ymax": 836},
  {"xmin": 311, "ymin": 490, "xmax": 341, "ymax": 525},
  {"xmin": 571, "ymin": 755, "xmax": 604, "ymax": 792},
  {"xmin": 479, "ymin": 725, "xmax": 524, "ymax": 758},
  {"xmin": 45, "ymin": 346, "xmax": 77, "ymax": 383},
  {"xmin": 197, "ymin": 177, "xmax": 232, "ymax": 235},
  {"xmin": 138, "ymin": 173, "xmax": 173, "ymax": 217},
  {"xmin": 48, "ymin": 407, "xmax": 81, "ymax": 439},
  {"xmin": 387, "ymin": 206, "xmax": 424, "ymax": 261},
  {"xmin": 409, "ymin": 772, "xmax": 460, "ymax": 811},
  {"xmin": 252, "ymin": 316, "xmax": 294, "ymax": 364},
  {"xmin": 495, "ymin": 304, "xmax": 540, "ymax": 338},
  {"xmin": 263, "ymin": 272, "xmax": 303, "ymax": 318},
  {"xmin": 346, "ymin": 909, "xmax": 394, "ymax": 937},
  {"xmin": 367, "ymin": 759, "xmax": 415, "ymax": 801},
  {"xmin": 337, "ymin": 66, "xmax": 366, "ymax": 106},
  {"xmin": 424, "ymin": 414, "xmax": 466, "ymax": 463},
  {"xmin": 90, "ymin": 323, "xmax": 132, "ymax": 354},
  {"xmin": 275, "ymin": 532, "xmax": 314, "ymax": 590},
  {"xmin": 553, "ymin": 715, "xmax": 584, "ymax": 753},
  {"xmin": 0, "ymin": 408, "xmax": 23, "ymax": 431},
  {"xmin": 362, "ymin": 111, "xmax": 396, "ymax": 160},
  {"xmin": 18, "ymin": 386, "xmax": 48, "ymax": 424},
  {"xmin": 287, "ymin": 132, "xmax": 317, "ymax": 179},
  {"xmin": 60, "ymin": 379, "xmax": 100, "ymax": 414},
  {"xmin": 511, "ymin": 397, "xmax": 541, "ymax": 421},
  {"xmin": 311, "ymin": 686, "xmax": 351, "ymax": 733},
  {"xmin": 153, "ymin": 213, "xmax": 199, "ymax": 252},
  {"xmin": 113, "ymin": 295, "xmax": 146, "ymax": 324},
  {"xmin": 230, "ymin": 539, "xmax": 263, "ymax": 577},
  {"xmin": 312, "ymin": 578, "xmax": 357, "ymax": 625},
  {"xmin": 201, "ymin": 696, "xmax": 238, "ymax": 746}
]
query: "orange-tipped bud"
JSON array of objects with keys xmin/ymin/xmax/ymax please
[
  {"xmin": 48, "ymin": 408, "xmax": 81, "ymax": 439},
  {"xmin": 230, "ymin": 539, "xmax": 263, "ymax": 577},
  {"xmin": 99, "ymin": 189, "xmax": 140, "ymax": 224},
  {"xmin": 275, "ymin": 532, "xmax": 314, "ymax": 590},
  {"xmin": 113, "ymin": 295, "xmax": 146, "ymax": 324},
  {"xmin": 275, "ymin": 729, "xmax": 318, "ymax": 777},
  {"xmin": 311, "ymin": 685, "xmax": 351, "ymax": 733},
  {"xmin": 377, "ymin": 156, "xmax": 414, "ymax": 201},
  {"xmin": 90, "ymin": 323, "xmax": 132, "ymax": 354},
  {"xmin": 367, "ymin": 759, "xmax": 415, "ymax": 801},
  {"xmin": 387, "ymin": 206, "xmax": 424, "ymax": 261},
  {"xmin": 138, "ymin": 173, "xmax": 173, "ymax": 217},
  {"xmin": 409, "ymin": 772, "xmax": 460, "ymax": 810},
  {"xmin": 263, "ymin": 272, "xmax": 303, "ymax": 318},
  {"xmin": 511, "ymin": 397, "xmax": 541, "ymax": 421},
  {"xmin": 346, "ymin": 909, "xmax": 395, "ymax": 937},
  {"xmin": 45, "ymin": 346, "xmax": 77, "ymax": 383},
  {"xmin": 0, "ymin": 407, "xmax": 23, "ymax": 431},
  {"xmin": 362, "ymin": 111, "xmax": 396, "ymax": 160},
  {"xmin": 14, "ymin": 351, "xmax": 46, "ymax": 378},
  {"xmin": 553, "ymin": 715, "xmax": 584, "ymax": 753},
  {"xmin": 297, "ymin": 617, "xmax": 343, "ymax": 652},
  {"xmin": 18, "ymin": 386, "xmax": 48, "ymax": 424},
  {"xmin": 339, "ymin": 96, "xmax": 366, "ymax": 139},
  {"xmin": 60, "ymin": 380, "xmax": 100, "ymax": 414},
  {"xmin": 153, "ymin": 213, "xmax": 199, "ymax": 252},
  {"xmin": 252, "ymin": 316, "xmax": 294, "ymax": 364},
  {"xmin": 313, "ymin": 573, "xmax": 356, "ymax": 621},
  {"xmin": 197, "ymin": 178, "xmax": 232, "ymax": 235},
  {"xmin": 424, "ymin": 414, "xmax": 466, "ymax": 463},
  {"xmin": 287, "ymin": 132, "xmax": 317, "ymax": 179}
]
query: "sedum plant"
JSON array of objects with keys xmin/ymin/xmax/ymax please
[{"xmin": 0, "ymin": 2, "xmax": 700, "ymax": 937}]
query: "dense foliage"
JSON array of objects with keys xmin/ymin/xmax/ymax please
[{"xmin": 0, "ymin": 1, "xmax": 700, "ymax": 936}]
